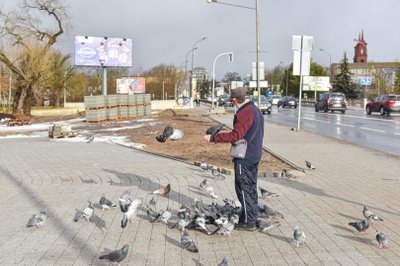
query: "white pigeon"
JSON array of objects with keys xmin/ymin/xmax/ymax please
[
  {"xmin": 305, "ymin": 160, "xmax": 315, "ymax": 170},
  {"xmin": 121, "ymin": 198, "xmax": 142, "ymax": 228},
  {"xmin": 293, "ymin": 226, "xmax": 306, "ymax": 247},
  {"xmin": 363, "ymin": 206, "xmax": 384, "ymax": 222},
  {"xmin": 157, "ymin": 207, "xmax": 172, "ymax": 224},
  {"xmin": 74, "ymin": 201, "xmax": 94, "ymax": 222},
  {"xmin": 119, "ymin": 192, "xmax": 133, "ymax": 213},
  {"xmin": 200, "ymin": 160, "xmax": 209, "ymax": 172},
  {"xmin": 202, "ymin": 182, "xmax": 218, "ymax": 199},
  {"xmin": 210, "ymin": 216, "xmax": 234, "ymax": 236},
  {"xmin": 26, "ymin": 209, "xmax": 47, "ymax": 228}
]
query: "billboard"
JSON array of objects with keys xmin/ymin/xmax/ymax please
[
  {"xmin": 75, "ymin": 36, "xmax": 132, "ymax": 67},
  {"xmin": 117, "ymin": 78, "xmax": 145, "ymax": 94},
  {"xmin": 302, "ymin": 76, "xmax": 331, "ymax": 91}
]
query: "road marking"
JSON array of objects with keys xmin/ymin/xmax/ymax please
[
  {"xmin": 336, "ymin": 122, "xmax": 355, "ymax": 128},
  {"xmin": 394, "ymin": 132, "xmax": 400, "ymax": 136},
  {"xmin": 302, "ymin": 117, "xmax": 331, "ymax": 124},
  {"xmin": 360, "ymin": 127, "xmax": 385, "ymax": 133}
]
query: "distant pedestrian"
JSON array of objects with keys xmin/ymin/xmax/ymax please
[
  {"xmin": 195, "ymin": 94, "xmax": 201, "ymax": 107},
  {"xmin": 203, "ymin": 87, "xmax": 264, "ymax": 231}
]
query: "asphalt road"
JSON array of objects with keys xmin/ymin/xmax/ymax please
[{"xmin": 265, "ymin": 105, "xmax": 400, "ymax": 156}]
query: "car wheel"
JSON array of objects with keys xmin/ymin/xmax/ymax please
[
  {"xmin": 262, "ymin": 111, "xmax": 266, "ymax": 115},
  {"xmin": 379, "ymin": 106, "xmax": 385, "ymax": 116},
  {"xmin": 267, "ymin": 110, "xmax": 271, "ymax": 115},
  {"xmin": 323, "ymin": 105, "xmax": 328, "ymax": 112},
  {"xmin": 366, "ymin": 106, "xmax": 371, "ymax": 115}
]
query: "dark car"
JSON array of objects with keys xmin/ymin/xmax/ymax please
[
  {"xmin": 249, "ymin": 95, "xmax": 271, "ymax": 115},
  {"xmin": 217, "ymin": 95, "xmax": 232, "ymax": 106},
  {"xmin": 315, "ymin": 92, "xmax": 347, "ymax": 114},
  {"xmin": 277, "ymin": 96, "xmax": 297, "ymax": 108},
  {"xmin": 366, "ymin": 94, "xmax": 400, "ymax": 116}
]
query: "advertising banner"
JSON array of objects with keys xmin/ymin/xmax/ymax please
[
  {"xmin": 302, "ymin": 76, "xmax": 331, "ymax": 91},
  {"xmin": 117, "ymin": 78, "xmax": 145, "ymax": 94},
  {"xmin": 75, "ymin": 36, "xmax": 132, "ymax": 67}
]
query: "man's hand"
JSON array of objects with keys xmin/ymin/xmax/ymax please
[{"xmin": 203, "ymin": 135, "xmax": 212, "ymax": 142}]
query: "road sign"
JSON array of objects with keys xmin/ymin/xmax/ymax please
[{"xmin": 359, "ymin": 77, "xmax": 372, "ymax": 86}]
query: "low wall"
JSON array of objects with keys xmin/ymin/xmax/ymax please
[{"xmin": 31, "ymin": 108, "xmax": 84, "ymax": 117}]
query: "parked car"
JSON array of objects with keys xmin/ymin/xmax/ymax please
[
  {"xmin": 277, "ymin": 96, "xmax": 297, "ymax": 108},
  {"xmin": 269, "ymin": 95, "xmax": 282, "ymax": 105},
  {"xmin": 206, "ymin": 94, "xmax": 218, "ymax": 103},
  {"xmin": 249, "ymin": 95, "xmax": 271, "ymax": 115},
  {"xmin": 217, "ymin": 95, "xmax": 232, "ymax": 106},
  {"xmin": 315, "ymin": 92, "xmax": 347, "ymax": 114},
  {"xmin": 366, "ymin": 94, "xmax": 400, "ymax": 116}
]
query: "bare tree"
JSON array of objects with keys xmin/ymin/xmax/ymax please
[{"xmin": 0, "ymin": 0, "xmax": 69, "ymax": 116}]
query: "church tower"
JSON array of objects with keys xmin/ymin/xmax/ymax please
[{"xmin": 354, "ymin": 31, "xmax": 367, "ymax": 63}]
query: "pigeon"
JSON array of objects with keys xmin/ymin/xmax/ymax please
[
  {"xmin": 26, "ymin": 209, "xmax": 47, "ymax": 228},
  {"xmin": 256, "ymin": 219, "xmax": 281, "ymax": 233},
  {"xmin": 202, "ymin": 182, "xmax": 218, "ymax": 199},
  {"xmin": 186, "ymin": 215, "xmax": 209, "ymax": 234},
  {"xmin": 363, "ymin": 206, "xmax": 384, "ymax": 222},
  {"xmin": 152, "ymin": 184, "xmax": 171, "ymax": 197},
  {"xmin": 86, "ymin": 135, "xmax": 95, "ymax": 143},
  {"xmin": 74, "ymin": 201, "xmax": 94, "ymax": 222},
  {"xmin": 181, "ymin": 229, "xmax": 199, "ymax": 253},
  {"xmin": 200, "ymin": 179, "xmax": 208, "ymax": 190},
  {"xmin": 305, "ymin": 160, "xmax": 315, "ymax": 170},
  {"xmin": 121, "ymin": 198, "xmax": 142, "ymax": 228},
  {"xmin": 218, "ymin": 256, "xmax": 228, "ymax": 266},
  {"xmin": 119, "ymin": 192, "xmax": 133, "ymax": 213},
  {"xmin": 375, "ymin": 230, "xmax": 388, "ymax": 249},
  {"xmin": 259, "ymin": 186, "xmax": 280, "ymax": 200},
  {"xmin": 348, "ymin": 219, "xmax": 369, "ymax": 233},
  {"xmin": 206, "ymin": 123, "xmax": 225, "ymax": 135},
  {"xmin": 99, "ymin": 194, "xmax": 117, "ymax": 210},
  {"xmin": 200, "ymin": 160, "xmax": 209, "ymax": 172},
  {"xmin": 209, "ymin": 216, "xmax": 235, "ymax": 236},
  {"xmin": 157, "ymin": 207, "xmax": 172, "ymax": 224},
  {"xmin": 99, "ymin": 244, "xmax": 129, "ymax": 265},
  {"xmin": 156, "ymin": 126, "xmax": 174, "ymax": 143},
  {"xmin": 144, "ymin": 204, "xmax": 159, "ymax": 223},
  {"xmin": 259, "ymin": 204, "xmax": 284, "ymax": 220},
  {"xmin": 212, "ymin": 169, "xmax": 225, "ymax": 179},
  {"xmin": 282, "ymin": 169, "xmax": 296, "ymax": 179},
  {"xmin": 293, "ymin": 226, "xmax": 306, "ymax": 247}
]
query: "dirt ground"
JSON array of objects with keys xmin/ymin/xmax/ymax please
[
  {"xmin": 4, "ymin": 109, "xmax": 293, "ymax": 173},
  {"xmin": 102, "ymin": 108, "xmax": 292, "ymax": 173}
]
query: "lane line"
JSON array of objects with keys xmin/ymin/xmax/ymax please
[{"xmin": 360, "ymin": 127, "xmax": 386, "ymax": 133}]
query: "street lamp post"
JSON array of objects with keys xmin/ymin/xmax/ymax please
[
  {"xmin": 185, "ymin": 47, "xmax": 197, "ymax": 97},
  {"xmin": 99, "ymin": 58, "xmax": 107, "ymax": 95},
  {"xmin": 207, "ymin": 0, "xmax": 261, "ymax": 110},
  {"xmin": 190, "ymin": 37, "xmax": 207, "ymax": 102},
  {"xmin": 319, "ymin": 48, "xmax": 332, "ymax": 79},
  {"xmin": 212, "ymin": 52, "xmax": 234, "ymax": 109}
]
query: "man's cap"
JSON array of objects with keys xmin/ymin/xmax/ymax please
[{"xmin": 229, "ymin": 87, "xmax": 249, "ymax": 99}]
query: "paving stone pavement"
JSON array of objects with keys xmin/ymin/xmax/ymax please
[{"xmin": 0, "ymin": 109, "xmax": 399, "ymax": 265}]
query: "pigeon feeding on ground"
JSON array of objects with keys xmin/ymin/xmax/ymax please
[
  {"xmin": 363, "ymin": 206, "xmax": 384, "ymax": 222},
  {"xmin": 218, "ymin": 256, "xmax": 228, "ymax": 266},
  {"xmin": 305, "ymin": 160, "xmax": 315, "ymax": 170},
  {"xmin": 209, "ymin": 216, "xmax": 235, "ymax": 236},
  {"xmin": 211, "ymin": 169, "xmax": 226, "ymax": 179},
  {"xmin": 201, "ymin": 181, "xmax": 218, "ymax": 199},
  {"xmin": 259, "ymin": 186, "xmax": 280, "ymax": 200},
  {"xmin": 375, "ymin": 230, "xmax": 388, "ymax": 249},
  {"xmin": 156, "ymin": 126, "xmax": 174, "ymax": 143},
  {"xmin": 152, "ymin": 184, "xmax": 171, "ymax": 197},
  {"xmin": 156, "ymin": 207, "xmax": 172, "ymax": 224},
  {"xmin": 293, "ymin": 226, "xmax": 307, "ymax": 248},
  {"xmin": 282, "ymin": 169, "xmax": 296, "ymax": 179},
  {"xmin": 256, "ymin": 219, "xmax": 281, "ymax": 233},
  {"xmin": 99, "ymin": 194, "xmax": 117, "ymax": 210},
  {"xmin": 99, "ymin": 244, "xmax": 129, "ymax": 266},
  {"xmin": 120, "ymin": 198, "xmax": 142, "ymax": 228},
  {"xmin": 74, "ymin": 201, "xmax": 94, "ymax": 222},
  {"xmin": 86, "ymin": 135, "xmax": 95, "ymax": 143},
  {"xmin": 181, "ymin": 230, "xmax": 199, "ymax": 253},
  {"xmin": 26, "ymin": 209, "xmax": 47, "ymax": 228},
  {"xmin": 259, "ymin": 204, "xmax": 284, "ymax": 220},
  {"xmin": 348, "ymin": 219, "xmax": 369, "ymax": 233}
]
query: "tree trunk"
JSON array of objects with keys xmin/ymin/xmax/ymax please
[{"xmin": 13, "ymin": 86, "xmax": 33, "ymax": 117}]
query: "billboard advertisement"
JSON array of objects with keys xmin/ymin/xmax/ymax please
[
  {"xmin": 75, "ymin": 36, "xmax": 132, "ymax": 67},
  {"xmin": 117, "ymin": 78, "xmax": 145, "ymax": 94}
]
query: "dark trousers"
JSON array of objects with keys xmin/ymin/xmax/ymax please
[{"xmin": 234, "ymin": 162, "xmax": 259, "ymax": 224}]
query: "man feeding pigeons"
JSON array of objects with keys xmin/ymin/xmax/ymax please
[{"xmin": 203, "ymin": 87, "xmax": 264, "ymax": 231}]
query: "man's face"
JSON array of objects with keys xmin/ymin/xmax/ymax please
[{"xmin": 231, "ymin": 97, "xmax": 239, "ymax": 106}]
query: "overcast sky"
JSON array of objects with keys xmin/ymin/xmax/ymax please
[{"xmin": 5, "ymin": 0, "xmax": 400, "ymax": 79}]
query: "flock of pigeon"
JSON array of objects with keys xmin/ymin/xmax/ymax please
[{"xmin": 24, "ymin": 155, "xmax": 388, "ymax": 265}]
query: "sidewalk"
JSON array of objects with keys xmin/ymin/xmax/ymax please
[{"xmin": 0, "ymin": 108, "xmax": 399, "ymax": 265}]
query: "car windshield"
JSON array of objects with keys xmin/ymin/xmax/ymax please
[
  {"xmin": 388, "ymin": 95, "xmax": 400, "ymax": 100},
  {"xmin": 287, "ymin": 97, "xmax": 295, "ymax": 101},
  {"xmin": 251, "ymin": 95, "xmax": 268, "ymax": 102},
  {"xmin": 330, "ymin": 93, "xmax": 345, "ymax": 100}
]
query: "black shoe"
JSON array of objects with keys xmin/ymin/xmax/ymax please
[{"xmin": 234, "ymin": 222, "xmax": 256, "ymax": 231}]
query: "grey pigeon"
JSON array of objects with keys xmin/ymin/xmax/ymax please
[
  {"xmin": 363, "ymin": 206, "xmax": 384, "ymax": 222},
  {"xmin": 26, "ymin": 209, "xmax": 47, "ymax": 228},
  {"xmin": 305, "ymin": 160, "xmax": 315, "ymax": 170},
  {"xmin": 200, "ymin": 160, "xmax": 209, "ymax": 172},
  {"xmin": 218, "ymin": 256, "xmax": 228, "ymax": 266},
  {"xmin": 119, "ymin": 191, "xmax": 133, "ymax": 213},
  {"xmin": 348, "ymin": 219, "xmax": 369, "ymax": 233},
  {"xmin": 86, "ymin": 135, "xmax": 95, "ymax": 143},
  {"xmin": 293, "ymin": 226, "xmax": 306, "ymax": 247},
  {"xmin": 259, "ymin": 186, "xmax": 280, "ymax": 200},
  {"xmin": 212, "ymin": 169, "xmax": 226, "ymax": 179},
  {"xmin": 209, "ymin": 216, "xmax": 234, "ymax": 236},
  {"xmin": 282, "ymin": 169, "xmax": 296, "ymax": 179},
  {"xmin": 375, "ymin": 230, "xmax": 388, "ymax": 249},
  {"xmin": 121, "ymin": 198, "xmax": 142, "ymax": 228},
  {"xmin": 74, "ymin": 201, "xmax": 94, "ymax": 222},
  {"xmin": 256, "ymin": 219, "xmax": 281, "ymax": 233},
  {"xmin": 152, "ymin": 184, "xmax": 170, "ymax": 197},
  {"xmin": 99, "ymin": 194, "xmax": 117, "ymax": 210},
  {"xmin": 145, "ymin": 204, "xmax": 159, "ymax": 223},
  {"xmin": 157, "ymin": 206, "xmax": 172, "ymax": 224},
  {"xmin": 99, "ymin": 244, "xmax": 129, "ymax": 265},
  {"xmin": 200, "ymin": 179, "xmax": 208, "ymax": 190},
  {"xmin": 181, "ymin": 230, "xmax": 198, "ymax": 252},
  {"xmin": 259, "ymin": 204, "xmax": 284, "ymax": 220}
]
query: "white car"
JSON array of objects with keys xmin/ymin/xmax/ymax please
[{"xmin": 270, "ymin": 95, "xmax": 282, "ymax": 105}]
